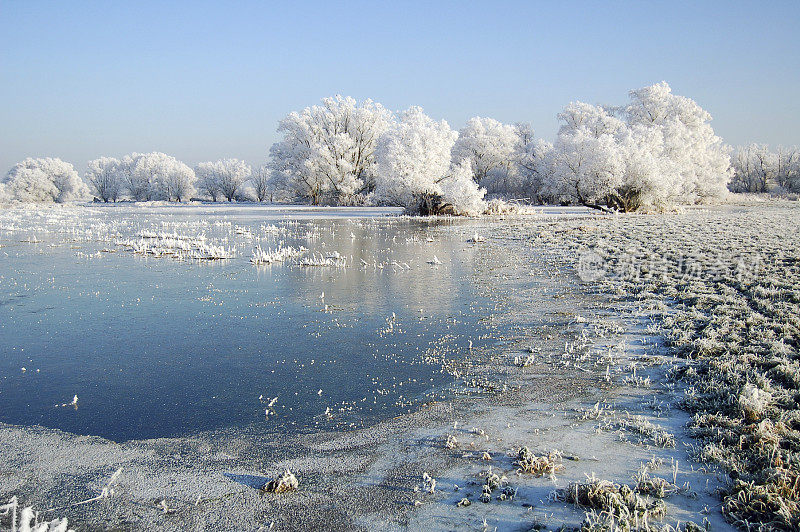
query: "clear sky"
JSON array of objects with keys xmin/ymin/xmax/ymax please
[{"xmin": 1, "ymin": 0, "xmax": 798, "ymax": 173}]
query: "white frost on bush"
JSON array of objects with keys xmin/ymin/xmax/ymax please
[
  {"xmin": 268, "ymin": 96, "xmax": 393, "ymax": 205},
  {"xmin": 543, "ymin": 82, "xmax": 732, "ymax": 211},
  {"xmin": 452, "ymin": 117, "xmax": 522, "ymax": 194},
  {"xmin": 2, "ymin": 157, "xmax": 88, "ymax": 203},
  {"xmin": 738, "ymin": 383, "xmax": 772, "ymax": 421},
  {"xmin": 195, "ymin": 159, "xmax": 251, "ymax": 202},
  {"xmin": 374, "ymin": 106, "xmax": 457, "ymax": 211},
  {"xmin": 439, "ymin": 161, "xmax": 486, "ymax": 216}
]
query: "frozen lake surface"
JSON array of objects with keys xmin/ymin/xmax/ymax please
[{"xmin": 0, "ymin": 204, "xmax": 503, "ymax": 441}]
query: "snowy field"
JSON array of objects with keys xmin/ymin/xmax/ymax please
[{"xmin": 0, "ymin": 201, "xmax": 797, "ymax": 530}]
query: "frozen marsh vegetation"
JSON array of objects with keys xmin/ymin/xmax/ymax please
[{"xmin": 520, "ymin": 201, "xmax": 800, "ymax": 530}]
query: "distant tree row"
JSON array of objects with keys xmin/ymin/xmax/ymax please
[
  {"xmin": 0, "ymin": 153, "xmax": 271, "ymax": 205},
  {"xmin": 84, "ymin": 153, "xmax": 268, "ymax": 203},
  {"xmin": 4, "ymin": 82, "xmax": 785, "ymax": 213},
  {"xmin": 729, "ymin": 144, "xmax": 800, "ymax": 193}
]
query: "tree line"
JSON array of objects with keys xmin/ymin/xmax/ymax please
[
  {"xmin": 2, "ymin": 82, "xmax": 796, "ymax": 213},
  {"xmin": 729, "ymin": 144, "xmax": 800, "ymax": 194}
]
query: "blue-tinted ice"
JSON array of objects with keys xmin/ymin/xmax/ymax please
[{"xmin": 0, "ymin": 205, "xmax": 495, "ymax": 441}]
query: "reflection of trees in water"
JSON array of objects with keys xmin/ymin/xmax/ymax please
[{"xmin": 286, "ymin": 219, "xmax": 480, "ymax": 318}]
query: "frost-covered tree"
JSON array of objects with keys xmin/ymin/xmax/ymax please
[
  {"xmin": 730, "ymin": 144, "xmax": 774, "ymax": 193},
  {"xmin": 119, "ymin": 153, "xmax": 150, "ymax": 201},
  {"xmin": 194, "ymin": 159, "xmax": 250, "ymax": 201},
  {"xmin": 159, "ymin": 161, "xmax": 195, "ymax": 202},
  {"xmin": 615, "ymin": 125, "xmax": 680, "ymax": 211},
  {"xmin": 374, "ymin": 106, "xmax": 458, "ymax": 211},
  {"xmin": 790, "ymin": 156, "xmax": 800, "ymax": 193},
  {"xmin": 775, "ymin": 146, "xmax": 800, "ymax": 192},
  {"xmin": 217, "ymin": 159, "xmax": 250, "ymax": 201},
  {"xmin": 85, "ymin": 157, "xmax": 122, "ymax": 202},
  {"xmin": 545, "ymin": 83, "xmax": 731, "ymax": 211},
  {"xmin": 517, "ymin": 138, "xmax": 553, "ymax": 203},
  {"xmin": 730, "ymin": 144, "xmax": 800, "ymax": 194},
  {"xmin": 195, "ymin": 162, "xmax": 221, "ymax": 201},
  {"xmin": 268, "ymin": 95, "xmax": 393, "ymax": 205},
  {"xmin": 547, "ymin": 124, "xmax": 625, "ymax": 208},
  {"xmin": 546, "ymin": 102, "xmax": 676, "ymax": 211},
  {"xmin": 452, "ymin": 117, "xmax": 521, "ymax": 193},
  {"xmin": 2, "ymin": 157, "xmax": 88, "ymax": 203},
  {"xmin": 439, "ymin": 160, "xmax": 486, "ymax": 215},
  {"xmin": 624, "ymin": 81, "xmax": 731, "ymax": 202},
  {"xmin": 250, "ymin": 165, "xmax": 272, "ymax": 202},
  {"xmin": 374, "ymin": 107, "xmax": 485, "ymax": 215},
  {"xmin": 120, "ymin": 152, "xmax": 195, "ymax": 201}
]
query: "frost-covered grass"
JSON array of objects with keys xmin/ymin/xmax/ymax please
[
  {"xmin": 0, "ymin": 497, "xmax": 74, "ymax": 532},
  {"xmin": 523, "ymin": 202, "xmax": 800, "ymax": 530},
  {"xmin": 551, "ymin": 473, "xmax": 667, "ymax": 530},
  {"xmin": 250, "ymin": 244, "xmax": 307, "ymax": 264}
]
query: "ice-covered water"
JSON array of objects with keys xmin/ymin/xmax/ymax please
[{"xmin": 0, "ymin": 204, "xmax": 497, "ymax": 441}]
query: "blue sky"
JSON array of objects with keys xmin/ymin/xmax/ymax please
[{"xmin": 1, "ymin": 0, "xmax": 798, "ymax": 173}]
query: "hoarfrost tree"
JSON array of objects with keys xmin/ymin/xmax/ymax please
[
  {"xmin": 119, "ymin": 153, "xmax": 151, "ymax": 201},
  {"xmin": 250, "ymin": 165, "xmax": 272, "ymax": 202},
  {"xmin": 546, "ymin": 102, "xmax": 676, "ymax": 211},
  {"xmin": 120, "ymin": 152, "xmax": 195, "ymax": 201},
  {"xmin": 439, "ymin": 160, "xmax": 486, "ymax": 215},
  {"xmin": 85, "ymin": 157, "xmax": 122, "ymax": 202},
  {"xmin": 374, "ymin": 106, "xmax": 458, "ymax": 212},
  {"xmin": 268, "ymin": 95, "xmax": 393, "ymax": 205},
  {"xmin": 615, "ymin": 125, "xmax": 680, "ymax": 211},
  {"xmin": 195, "ymin": 162, "xmax": 221, "ymax": 201},
  {"xmin": 730, "ymin": 144, "xmax": 800, "ymax": 193},
  {"xmin": 158, "ymin": 159, "xmax": 196, "ymax": 202},
  {"xmin": 730, "ymin": 144, "xmax": 774, "ymax": 193},
  {"xmin": 2, "ymin": 157, "xmax": 88, "ymax": 203},
  {"xmin": 775, "ymin": 146, "xmax": 800, "ymax": 192},
  {"xmin": 374, "ymin": 107, "xmax": 486, "ymax": 215},
  {"xmin": 452, "ymin": 117, "xmax": 522, "ymax": 193},
  {"xmin": 217, "ymin": 159, "xmax": 250, "ymax": 201},
  {"xmin": 624, "ymin": 81, "xmax": 731, "ymax": 202},
  {"xmin": 517, "ymin": 137, "xmax": 553, "ymax": 203},
  {"xmin": 546, "ymin": 83, "xmax": 731, "ymax": 211},
  {"xmin": 546, "ymin": 124, "xmax": 625, "ymax": 208},
  {"xmin": 195, "ymin": 159, "xmax": 250, "ymax": 201}
]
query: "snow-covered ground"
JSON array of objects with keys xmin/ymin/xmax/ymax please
[{"xmin": 1, "ymin": 201, "xmax": 796, "ymax": 530}]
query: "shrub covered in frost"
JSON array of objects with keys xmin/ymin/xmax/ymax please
[
  {"xmin": 3, "ymin": 157, "xmax": 88, "ymax": 203},
  {"xmin": 439, "ymin": 161, "xmax": 486, "ymax": 216},
  {"xmin": 737, "ymin": 383, "xmax": 772, "ymax": 422}
]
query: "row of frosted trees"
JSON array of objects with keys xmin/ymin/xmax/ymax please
[
  {"xmin": 4, "ymin": 82, "xmax": 789, "ymax": 213},
  {"xmin": 265, "ymin": 82, "xmax": 735, "ymax": 213},
  {"xmin": 729, "ymin": 144, "xmax": 800, "ymax": 194},
  {"xmin": 0, "ymin": 153, "xmax": 270, "ymax": 206}
]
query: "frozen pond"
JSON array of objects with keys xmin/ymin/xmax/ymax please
[{"xmin": 0, "ymin": 204, "xmax": 499, "ymax": 441}]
